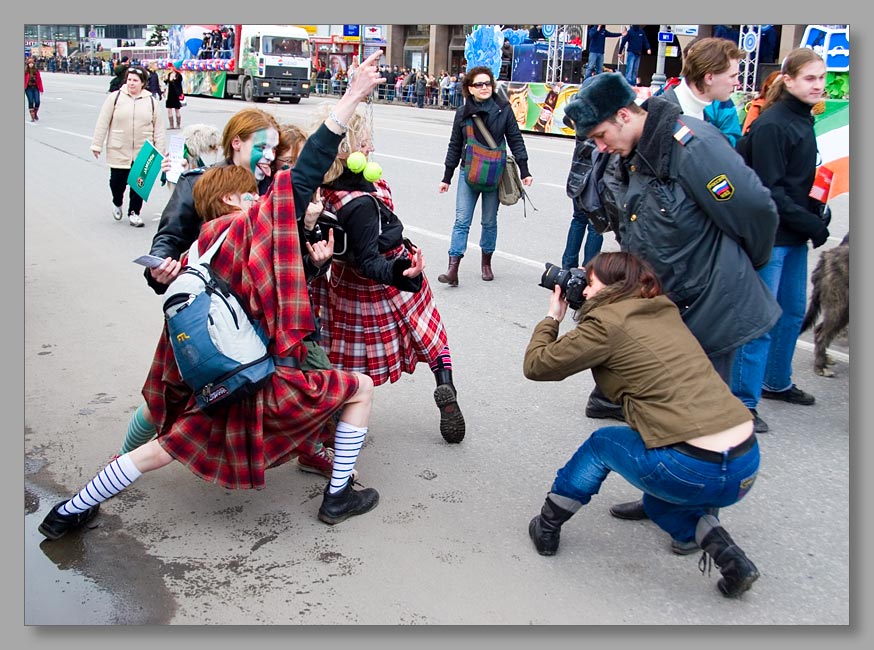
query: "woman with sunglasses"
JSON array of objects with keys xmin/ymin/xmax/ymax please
[{"xmin": 438, "ymin": 66, "xmax": 533, "ymax": 285}]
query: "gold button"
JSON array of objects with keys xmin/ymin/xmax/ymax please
[
  {"xmin": 630, "ymin": 214, "xmax": 637, "ymax": 221},
  {"xmin": 630, "ymin": 164, "xmax": 637, "ymax": 172}
]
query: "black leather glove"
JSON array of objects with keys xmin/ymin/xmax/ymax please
[
  {"xmin": 811, "ymin": 225, "xmax": 830, "ymax": 249},
  {"xmin": 818, "ymin": 203, "xmax": 832, "ymax": 229}
]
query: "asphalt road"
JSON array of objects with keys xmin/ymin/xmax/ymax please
[{"xmin": 21, "ymin": 73, "xmax": 849, "ymax": 626}]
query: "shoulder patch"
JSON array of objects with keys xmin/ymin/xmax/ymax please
[
  {"xmin": 706, "ymin": 174, "xmax": 735, "ymax": 201},
  {"xmin": 673, "ymin": 120, "xmax": 694, "ymax": 146}
]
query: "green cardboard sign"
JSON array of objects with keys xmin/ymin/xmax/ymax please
[{"xmin": 127, "ymin": 140, "xmax": 163, "ymax": 201}]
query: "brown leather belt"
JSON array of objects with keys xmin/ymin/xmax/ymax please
[{"xmin": 671, "ymin": 434, "xmax": 757, "ymax": 464}]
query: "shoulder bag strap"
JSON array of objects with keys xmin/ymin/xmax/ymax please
[
  {"xmin": 471, "ymin": 114, "xmax": 499, "ymax": 149},
  {"xmin": 106, "ymin": 90, "xmax": 122, "ymax": 133}
]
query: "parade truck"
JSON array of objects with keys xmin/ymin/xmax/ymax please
[{"xmin": 146, "ymin": 24, "xmax": 311, "ymax": 103}]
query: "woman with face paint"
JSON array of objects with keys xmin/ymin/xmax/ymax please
[
  {"xmin": 144, "ymin": 107, "xmax": 281, "ymax": 293},
  {"xmin": 310, "ymin": 103, "xmax": 466, "ymax": 445},
  {"xmin": 39, "ymin": 51, "xmax": 389, "ymax": 542}
]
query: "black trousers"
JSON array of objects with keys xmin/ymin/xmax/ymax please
[{"xmin": 109, "ymin": 167, "xmax": 143, "ymax": 215}]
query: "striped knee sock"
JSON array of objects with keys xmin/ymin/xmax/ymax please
[
  {"xmin": 428, "ymin": 345, "xmax": 452, "ymax": 373},
  {"xmin": 120, "ymin": 404, "xmax": 157, "ymax": 454},
  {"xmin": 59, "ymin": 453, "xmax": 142, "ymax": 515},
  {"xmin": 329, "ymin": 421, "xmax": 366, "ymax": 494}
]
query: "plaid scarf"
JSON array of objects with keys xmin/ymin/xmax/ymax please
[{"xmin": 322, "ymin": 176, "xmax": 395, "ymax": 213}]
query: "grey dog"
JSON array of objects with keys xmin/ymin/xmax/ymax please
[{"xmin": 800, "ymin": 233, "xmax": 849, "ymax": 377}]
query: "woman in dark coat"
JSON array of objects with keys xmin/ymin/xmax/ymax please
[
  {"xmin": 437, "ymin": 66, "xmax": 533, "ymax": 284},
  {"xmin": 164, "ymin": 66, "xmax": 184, "ymax": 129}
]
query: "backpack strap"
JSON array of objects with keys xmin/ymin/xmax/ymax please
[{"xmin": 188, "ymin": 227, "xmax": 230, "ymax": 266}]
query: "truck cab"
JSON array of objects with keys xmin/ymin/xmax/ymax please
[{"xmin": 230, "ymin": 24, "xmax": 311, "ymax": 103}]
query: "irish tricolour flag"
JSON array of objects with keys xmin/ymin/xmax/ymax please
[{"xmin": 815, "ymin": 100, "xmax": 849, "ymax": 200}]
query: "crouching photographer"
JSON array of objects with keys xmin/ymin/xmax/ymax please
[{"xmin": 523, "ymin": 251, "xmax": 761, "ymax": 598}]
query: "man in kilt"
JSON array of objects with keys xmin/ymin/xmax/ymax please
[{"xmin": 38, "ymin": 53, "xmax": 389, "ymax": 541}]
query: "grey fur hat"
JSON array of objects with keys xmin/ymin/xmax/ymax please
[{"xmin": 563, "ymin": 73, "xmax": 637, "ymax": 136}]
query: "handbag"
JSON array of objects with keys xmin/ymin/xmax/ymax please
[
  {"xmin": 463, "ymin": 118, "xmax": 505, "ymax": 192},
  {"xmin": 471, "ymin": 115, "xmax": 537, "ymax": 216}
]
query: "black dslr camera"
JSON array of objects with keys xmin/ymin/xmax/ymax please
[{"xmin": 539, "ymin": 263, "xmax": 587, "ymax": 310}]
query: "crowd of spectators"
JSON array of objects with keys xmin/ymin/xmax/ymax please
[
  {"xmin": 28, "ymin": 54, "xmax": 113, "ymax": 75},
  {"xmin": 312, "ymin": 61, "xmax": 467, "ymax": 110}
]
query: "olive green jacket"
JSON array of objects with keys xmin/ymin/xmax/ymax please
[{"xmin": 523, "ymin": 295, "xmax": 751, "ymax": 448}]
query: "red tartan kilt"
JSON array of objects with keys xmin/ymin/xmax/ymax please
[
  {"xmin": 143, "ymin": 333, "xmax": 359, "ymax": 490},
  {"xmin": 311, "ymin": 250, "xmax": 448, "ymax": 386}
]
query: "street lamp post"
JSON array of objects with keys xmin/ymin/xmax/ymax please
[{"xmin": 650, "ymin": 23, "xmax": 668, "ymax": 93}]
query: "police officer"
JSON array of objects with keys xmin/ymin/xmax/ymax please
[{"xmin": 562, "ymin": 72, "xmax": 781, "ymax": 528}]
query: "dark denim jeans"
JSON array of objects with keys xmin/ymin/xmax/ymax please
[
  {"xmin": 561, "ymin": 210, "xmax": 604, "ymax": 269},
  {"xmin": 550, "ymin": 425, "xmax": 759, "ymax": 543}
]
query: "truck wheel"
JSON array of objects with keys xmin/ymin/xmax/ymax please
[
  {"xmin": 242, "ymin": 78, "xmax": 253, "ymax": 102},
  {"xmin": 288, "ymin": 97, "xmax": 301, "ymax": 104}
]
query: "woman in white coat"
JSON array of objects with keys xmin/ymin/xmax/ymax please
[{"xmin": 90, "ymin": 66, "xmax": 167, "ymax": 227}]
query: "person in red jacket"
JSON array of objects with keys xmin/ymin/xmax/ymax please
[{"xmin": 25, "ymin": 58, "xmax": 44, "ymax": 122}]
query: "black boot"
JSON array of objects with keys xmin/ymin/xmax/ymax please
[
  {"xmin": 609, "ymin": 499, "xmax": 648, "ymax": 520},
  {"xmin": 433, "ymin": 369, "xmax": 465, "ymax": 443},
  {"xmin": 317, "ymin": 478, "xmax": 379, "ymax": 525},
  {"xmin": 528, "ymin": 495, "xmax": 580, "ymax": 556},
  {"xmin": 585, "ymin": 385, "xmax": 625, "ymax": 421},
  {"xmin": 437, "ymin": 255, "xmax": 461, "ymax": 286},
  {"xmin": 696, "ymin": 514, "xmax": 759, "ymax": 597}
]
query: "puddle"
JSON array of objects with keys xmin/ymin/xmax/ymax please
[{"xmin": 25, "ymin": 483, "xmax": 177, "ymax": 625}]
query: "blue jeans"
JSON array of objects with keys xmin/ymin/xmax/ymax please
[
  {"xmin": 730, "ymin": 244, "xmax": 808, "ymax": 407},
  {"xmin": 624, "ymin": 51, "xmax": 642, "ymax": 85},
  {"xmin": 25, "ymin": 87, "xmax": 41, "ymax": 109},
  {"xmin": 449, "ymin": 177, "xmax": 499, "ymax": 257},
  {"xmin": 551, "ymin": 425, "xmax": 760, "ymax": 542},
  {"xmin": 561, "ymin": 211, "xmax": 604, "ymax": 269},
  {"xmin": 584, "ymin": 52, "xmax": 604, "ymax": 78}
]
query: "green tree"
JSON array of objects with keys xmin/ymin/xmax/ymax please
[{"xmin": 146, "ymin": 25, "xmax": 169, "ymax": 47}]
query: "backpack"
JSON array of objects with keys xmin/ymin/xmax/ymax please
[
  {"xmin": 162, "ymin": 228, "xmax": 276, "ymax": 412},
  {"xmin": 108, "ymin": 75, "xmax": 123, "ymax": 92},
  {"xmin": 566, "ymin": 136, "xmax": 616, "ymax": 234}
]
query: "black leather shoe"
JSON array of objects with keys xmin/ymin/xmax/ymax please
[
  {"xmin": 318, "ymin": 479, "xmax": 379, "ymax": 525},
  {"xmin": 761, "ymin": 384, "xmax": 815, "ymax": 405},
  {"xmin": 749, "ymin": 408, "xmax": 769, "ymax": 433},
  {"xmin": 609, "ymin": 499, "xmax": 648, "ymax": 520},
  {"xmin": 38, "ymin": 500, "xmax": 100, "ymax": 540},
  {"xmin": 585, "ymin": 392, "xmax": 625, "ymax": 421}
]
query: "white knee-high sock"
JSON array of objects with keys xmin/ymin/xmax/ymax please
[
  {"xmin": 59, "ymin": 454, "xmax": 142, "ymax": 515},
  {"xmin": 329, "ymin": 421, "xmax": 366, "ymax": 494}
]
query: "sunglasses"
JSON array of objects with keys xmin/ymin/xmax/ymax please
[{"xmin": 470, "ymin": 81, "xmax": 493, "ymax": 89}]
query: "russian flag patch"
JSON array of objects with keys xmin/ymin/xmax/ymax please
[{"xmin": 706, "ymin": 174, "xmax": 734, "ymax": 201}]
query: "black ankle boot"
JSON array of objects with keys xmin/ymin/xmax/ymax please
[
  {"xmin": 585, "ymin": 387, "xmax": 625, "ymax": 421},
  {"xmin": 696, "ymin": 515, "xmax": 759, "ymax": 597},
  {"xmin": 317, "ymin": 479, "xmax": 379, "ymax": 525},
  {"xmin": 433, "ymin": 369, "xmax": 465, "ymax": 443},
  {"xmin": 528, "ymin": 496, "xmax": 578, "ymax": 556}
]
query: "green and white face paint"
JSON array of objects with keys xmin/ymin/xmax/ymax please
[{"xmin": 236, "ymin": 128, "xmax": 279, "ymax": 182}]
